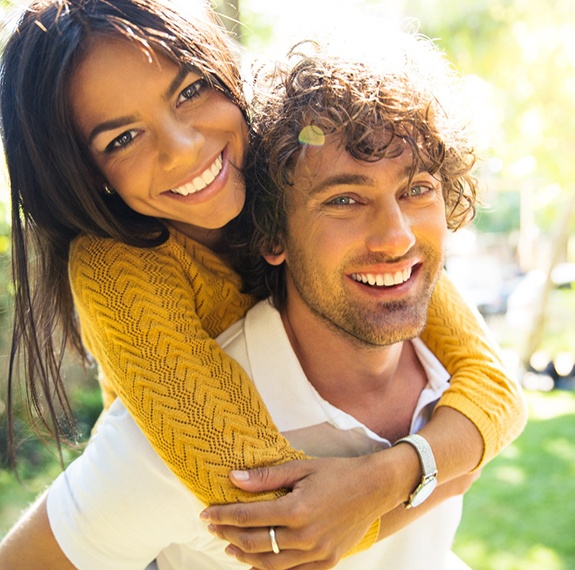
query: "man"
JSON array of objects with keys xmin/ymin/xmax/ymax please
[{"xmin": 1, "ymin": 34, "xmax": 484, "ymax": 569}]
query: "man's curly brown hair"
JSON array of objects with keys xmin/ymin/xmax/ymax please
[{"xmin": 233, "ymin": 37, "xmax": 478, "ymax": 308}]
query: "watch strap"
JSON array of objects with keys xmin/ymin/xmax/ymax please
[{"xmin": 394, "ymin": 433, "xmax": 437, "ymax": 477}]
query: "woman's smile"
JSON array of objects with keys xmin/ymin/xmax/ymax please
[{"xmin": 169, "ymin": 152, "xmax": 223, "ymax": 196}]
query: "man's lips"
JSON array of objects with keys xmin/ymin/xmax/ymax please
[
  {"xmin": 350, "ymin": 266, "xmax": 413, "ymax": 287},
  {"xmin": 169, "ymin": 153, "xmax": 223, "ymax": 196}
]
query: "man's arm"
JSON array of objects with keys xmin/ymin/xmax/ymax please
[{"xmin": 0, "ymin": 493, "xmax": 75, "ymax": 570}]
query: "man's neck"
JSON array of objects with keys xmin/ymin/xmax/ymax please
[{"xmin": 280, "ymin": 298, "xmax": 427, "ymax": 441}]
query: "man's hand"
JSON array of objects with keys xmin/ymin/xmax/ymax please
[{"xmin": 200, "ymin": 447, "xmax": 481, "ymax": 570}]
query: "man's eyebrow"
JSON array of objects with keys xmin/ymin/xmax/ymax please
[
  {"xmin": 308, "ymin": 174, "xmax": 373, "ymax": 196},
  {"xmin": 88, "ymin": 66, "xmax": 190, "ymax": 147},
  {"xmin": 307, "ymin": 163, "xmax": 428, "ymax": 195}
]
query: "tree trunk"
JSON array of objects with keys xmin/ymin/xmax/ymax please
[{"xmin": 521, "ymin": 190, "xmax": 575, "ymax": 366}]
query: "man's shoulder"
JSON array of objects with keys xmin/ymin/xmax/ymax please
[
  {"xmin": 216, "ymin": 317, "xmax": 246, "ymax": 353},
  {"xmin": 216, "ymin": 299, "xmax": 280, "ymax": 376}
]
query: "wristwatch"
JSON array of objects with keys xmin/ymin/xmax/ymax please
[{"xmin": 393, "ymin": 433, "xmax": 438, "ymax": 508}]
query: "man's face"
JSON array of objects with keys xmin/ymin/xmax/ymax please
[{"xmin": 269, "ymin": 137, "xmax": 448, "ymax": 347}]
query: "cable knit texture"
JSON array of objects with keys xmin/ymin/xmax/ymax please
[
  {"xmin": 69, "ymin": 228, "xmax": 525, "ymax": 553},
  {"xmin": 421, "ymin": 274, "xmax": 527, "ymax": 467}
]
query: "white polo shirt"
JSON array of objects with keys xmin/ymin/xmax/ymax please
[{"xmin": 47, "ymin": 299, "xmax": 463, "ymax": 569}]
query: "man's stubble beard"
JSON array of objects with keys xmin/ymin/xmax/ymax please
[{"xmin": 286, "ymin": 246, "xmax": 444, "ymax": 349}]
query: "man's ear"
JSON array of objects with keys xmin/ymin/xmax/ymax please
[{"xmin": 263, "ymin": 248, "xmax": 286, "ymax": 266}]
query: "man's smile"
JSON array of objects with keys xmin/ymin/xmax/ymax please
[{"xmin": 350, "ymin": 266, "xmax": 413, "ymax": 287}]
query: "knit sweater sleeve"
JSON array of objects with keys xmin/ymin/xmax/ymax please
[
  {"xmin": 69, "ymin": 233, "xmax": 307, "ymax": 505},
  {"xmin": 69, "ymin": 233, "xmax": 381, "ymax": 552},
  {"xmin": 422, "ymin": 272, "xmax": 527, "ymax": 467}
]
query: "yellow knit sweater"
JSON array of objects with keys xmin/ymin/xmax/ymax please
[{"xmin": 69, "ymin": 228, "xmax": 525, "ymax": 549}]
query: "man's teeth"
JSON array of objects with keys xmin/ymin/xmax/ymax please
[
  {"xmin": 170, "ymin": 154, "xmax": 223, "ymax": 196},
  {"xmin": 351, "ymin": 267, "xmax": 412, "ymax": 287}
]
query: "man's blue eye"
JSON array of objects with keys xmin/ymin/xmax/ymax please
[
  {"xmin": 329, "ymin": 196, "xmax": 356, "ymax": 205},
  {"xmin": 410, "ymin": 185, "xmax": 431, "ymax": 197}
]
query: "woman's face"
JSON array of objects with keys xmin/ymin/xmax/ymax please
[{"xmin": 69, "ymin": 36, "xmax": 248, "ymax": 241}]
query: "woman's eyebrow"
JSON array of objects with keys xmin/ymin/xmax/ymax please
[
  {"xmin": 163, "ymin": 65, "xmax": 190, "ymax": 101},
  {"xmin": 88, "ymin": 115, "xmax": 138, "ymax": 146},
  {"xmin": 88, "ymin": 67, "xmax": 191, "ymax": 146}
]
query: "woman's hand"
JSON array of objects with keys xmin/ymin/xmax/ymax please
[
  {"xmin": 200, "ymin": 455, "xmax": 400, "ymax": 570},
  {"xmin": 200, "ymin": 431, "xmax": 481, "ymax": 570}
]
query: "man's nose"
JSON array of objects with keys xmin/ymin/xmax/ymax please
[
  {"xmin": 365, "ymin": 201, "xmax": 416, "ymax": 256},
  {"xmin": 158, "ymin": 119, "xmax": 204, "ymax": 171}
]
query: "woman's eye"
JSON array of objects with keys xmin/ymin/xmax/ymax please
[
  {"xmin": 327, "ymin": 196, "xmax": 358, "ymax": 206},
  {"xmin": 106, "ymin": 129, "xmax": 140, "ymax": 152},
  {"xmin": 177, "ymin": 79, "xmax": 207, "ymax": 106}
]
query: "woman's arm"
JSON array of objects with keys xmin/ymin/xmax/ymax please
[
  {"xmin": 422, "ymin": 271, "xmax": 527, "ymax": 466},
  {"xmin": 202, "ymin": 407, "xmax": 483, "ymax": 567},
  {"xmin": 70, "ymin": 233, "xmax": 306, "ymax": 506},
  {"xmin": 69, "ymin": 233, "xmax": 380, "ymax": 555},
  {"xmin": 200, "ymin": 274, "xmax": 526, "ymax": 566}
]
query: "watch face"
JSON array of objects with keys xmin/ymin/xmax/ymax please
[{"xmin": 411, "ymin": 477, "xmax": 438, "ymax": 508}]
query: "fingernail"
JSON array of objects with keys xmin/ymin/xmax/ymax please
[
  {"xmin": 207, "ymin": 524, "xmax": 217, "ymax": 535},
  {"xmin": 231, "ymin": 470, "xmax": 250, "ymax": 481},
  {"xmin": 225, "ymin": 545, "xmax": 238, "ymax": 559},
  {"xmin": 200, "ymin": 509, "xmax": 210, "ymax": 521}
]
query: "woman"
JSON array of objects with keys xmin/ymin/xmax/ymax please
[{"xmin": 0, "ymin": 0, "xmax": 525, "ymax": 566}]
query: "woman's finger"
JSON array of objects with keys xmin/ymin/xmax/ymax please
[
  {"xmin": 228, "ymin": 460, "xmax": 311, "ymax": 492},
  {"xmin": 208, "ymin": 524, "xmax": 282, "ymax": 554},
  {"xmin": 224, "ymin": 543, "xmax": 340, "ymax": 570}
]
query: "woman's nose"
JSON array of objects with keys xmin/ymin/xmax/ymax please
[{"xmin": 158, "ymin": 119, "xmax": 205, "ymax": 171}]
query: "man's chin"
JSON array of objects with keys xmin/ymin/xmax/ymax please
[{"xmin": 345, "ymin": 312, "xmax": 428, "ymax": 347}]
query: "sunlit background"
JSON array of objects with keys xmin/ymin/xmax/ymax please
[{"xmin": 1, "ymin": 1, "xmax": 574, "ymax": 568}]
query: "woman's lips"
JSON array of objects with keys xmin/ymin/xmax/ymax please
[{"xmin": 169, "ymin": 153, "xmax": 223, "ymax": 196}]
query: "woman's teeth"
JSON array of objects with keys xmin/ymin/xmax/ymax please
[
  {"xmin": 170, "ymin": 154, "xmax": 223, "ymax": 196},
  {"xmin": 351, "ymin": 267, "xmax": 412, "ymax": 287}
]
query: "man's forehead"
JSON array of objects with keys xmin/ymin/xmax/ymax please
[{"xmin": 292, "ymin": 135, "xmax": 421, "ymax": 194}]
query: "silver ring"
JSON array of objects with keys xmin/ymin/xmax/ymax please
[{"xmin": 269, "ymin": 527, "xmax": 280, "ymax": 554}]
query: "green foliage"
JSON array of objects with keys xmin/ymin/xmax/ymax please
[
  {"xmin": 0, "ymin": 385, "xmax": 102, "ymax": 537},
  {"xmin": 474, "ymin": 191, "xmax": 521, "ymax": 234},
  {"xmin": 402, "ymin": 0, "xmax": 575, "ymax": 234}
]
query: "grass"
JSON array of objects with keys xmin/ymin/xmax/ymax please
[
  {"xmin": 453, "ymin": 389, "xmax": 575, "ymax": 569},
  {"xmin": 1, "ymin": 389, "xmax": 574, "ymax": 570}
]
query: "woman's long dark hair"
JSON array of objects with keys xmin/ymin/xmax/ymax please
[{"xmin": 0, "ymin": 0, "xmax": 247, "ymax": 460}]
